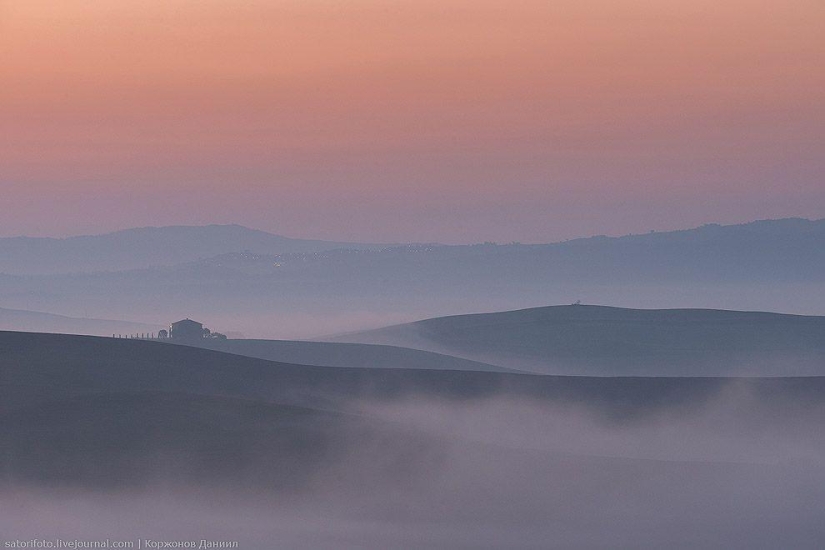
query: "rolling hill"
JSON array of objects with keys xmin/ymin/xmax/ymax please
[
  {"xmin": 2, "ymin": 331, "xmax": 824, "ymax": 442},
  {"xmin": 185, "ymin": 338, "xmax": 515, "ymax": 372},
  {"xmin": 326, "ymin": 304, "xmax": 825, "ymax": 376},
  {"xmin": 0, "ymin": 331, "xmax": 758, "ymax": 415},
  {"xmin": 3, "ymin": 331, "xmax": 825, "ymax": 548}
]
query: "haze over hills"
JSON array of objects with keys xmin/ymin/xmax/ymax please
[
  {"xmin": 0, "ymin": 224, "xmax": 388, "ymax": 275},
  {"xmin": 190, "ymin": 217, "xmax": 824, "ymax": 284},
  {"xmin": 0, "ymin": 217, "xmax": 823, "ymax": 338},
  {"xmin": 6, "ymin": 0, "xmax": 823, "ymax": 543},
  {"xmin": 0, "ymin": 306, "xmax": 161, "ymax": 336},
  {"xmin": 328, "ymin": 305, "xmax": 825, "ymax": 376}
]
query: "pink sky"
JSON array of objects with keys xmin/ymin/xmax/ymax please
[{"xmin": 1, "ymin": 0, "xmax": 823, "ymax": 242}]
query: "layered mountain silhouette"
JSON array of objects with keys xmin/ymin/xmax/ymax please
[
  {"xmin": 0, "ymin": 224, "xmax": 387, "ymax": 275},
  {"xmin": 183, "ymin": 217, "xmax": 825, "ymax": 284},
  {"xmin": 1, "ymin": 218, "xmax": 823, "ymax": 337}
]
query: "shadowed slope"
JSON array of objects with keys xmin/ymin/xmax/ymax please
[
  {"xmin": 0, "ymin": 393, "xmax": 338, "ymax": 488},
  {"xmin": 185, "ymin": 338, "xmax": 515, "ymax": 373},
  {"xmin": 6, "ymin": 331, "xmax": 825, "ymax": 419},
  {"xmin": 2, "ymin": 330, "xmax": 825, "ymax": 548},
  {"xmin": 327, "ymin": 305, "xmax": 825, "ymax": 376}
]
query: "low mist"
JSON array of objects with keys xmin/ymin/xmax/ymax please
[{"xmin": 3, "ymin": 381, "xmax": 824, "ymax": 549}]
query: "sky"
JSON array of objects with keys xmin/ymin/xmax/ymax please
[{"xmin": 1, "ymin": 0, "xmax": 823, "ymax": 243}]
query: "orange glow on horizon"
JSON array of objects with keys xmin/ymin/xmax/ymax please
[{"xmin": 1, "ymin": 0, "xmax": 823, "ymax": 241}]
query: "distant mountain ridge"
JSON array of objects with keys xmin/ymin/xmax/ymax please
[
  {"xmin": 2, "ymin": 217, "xmax": 822, "ymax": 276},
  {"xmin": 576, "ymin": 217, "xmax": 824, "ymax": 242},
  {"xmin": 0, "ymin": 224, "xmax": 389, "ymax": 275},
  {"xmin": 0, "ymin": 218, "xmax": 822, "ymax": 336},
  {"xmin": 173, "ymin": 217, "xmax": 825, "ymax": 283}
]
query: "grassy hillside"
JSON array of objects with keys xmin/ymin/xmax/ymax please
[
  {"xmin": 185, "ymin": 338, "xmax": 515, "ymax": 372},
  {"xmin": 327, "ymin": 304, "xmax": 825, "ymax": 375},
  {"xmin": 7, "ymin": 331, "xmax": 825, "ymax": 416},
  {"xmin": 3, "ymin": 331, "xmax": 825, "ymax": 547}
]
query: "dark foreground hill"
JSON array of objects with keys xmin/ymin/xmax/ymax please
[
  {"xmin": 5, "ymin": 331, "xmax": 825, "ymax": 417},
  {"xmin": 327, "ymin": 304, "xmax": 825, "ymax": 376},
  {"xmin": 2, "ymin": 331, "xmax": 825, "ymax": 548},
  {"xmin": 2, "ymin": 330, "xmax": 825, "ymax": 482}
]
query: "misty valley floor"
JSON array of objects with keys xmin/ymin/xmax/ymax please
[{"xmin": 1, "ymin": 332, "xmax": 825, "ymax": 549}]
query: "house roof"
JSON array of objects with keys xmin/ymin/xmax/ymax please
[{"xmin": 171, "ymin": 318, "xmax": 203, "ymax": 328}]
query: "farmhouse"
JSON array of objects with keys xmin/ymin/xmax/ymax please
[
  {"xmin": 115, "ymin": 318, "xmax": 226, "ymax": 341},
  {"xmin": 169, "ymin": 318, "xmax": 206, "ymax": 341}
]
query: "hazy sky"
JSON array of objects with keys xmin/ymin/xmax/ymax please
[{"xmin": 1, "ymin": 0, "xmax": 823, "ymax": 243}]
